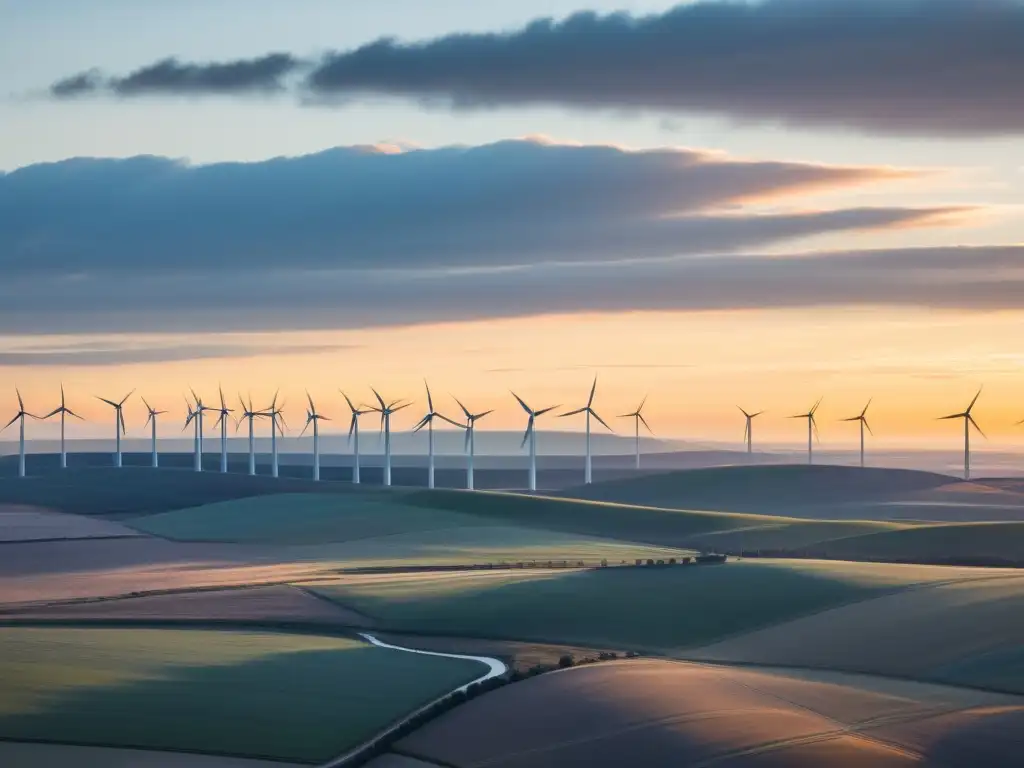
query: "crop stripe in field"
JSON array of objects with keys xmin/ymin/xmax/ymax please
[{"xmin": 319, "ymin": 634, "xmax": 506, "ymax": 768}]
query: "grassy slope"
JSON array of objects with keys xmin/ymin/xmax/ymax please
[
  {"xmin": 308, "ymin": 560, "xmax": 971, "ymax": 652},
  {"xmin": 401, "ymin": 488, "xmax": 901, "ymax": 552},
  {"xmin": 560, "ymin": 464, "xmax": 954, "ymax": 512},
  {"xmin": 125, "ymin": 493, "xmax": 688, "ymax": 565},
  {"xmin": 0, "ymin": 627, "xmax": 482, "ymax": 764}
]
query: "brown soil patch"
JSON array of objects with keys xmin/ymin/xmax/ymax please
[
  {"xmin": 690, "ymin": 575, "xmax": 1024, "ymax": 682},
  {"xmin": 395, "ymin": 659, "xmax": 1023, "ymax": 767},
  {"xmin": 0, "ymin": 584, "xmax": 372, "ymax": 628}
]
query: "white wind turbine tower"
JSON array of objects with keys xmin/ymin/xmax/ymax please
[
  {"xmin": 188, "ymin": 389, "xmax": 213, "ymax": 472},
  {"xmin": 301, "ymin": 391, "xmax": 330, "ymax": 481},
  {"xmin": 42, "ymin": 384, "xmax": 82, "ymax": 469},
  {"xmin": 237, "ymin": 395, "xmax": 265, "ymax": 476},
  {"xmin": 342, "ymin": 392, "xmax": 372, "ymax": 485},
  {"xmin": 453, "ymin": 396, "xmax": 492, "ymax": 491},
  {"xmin": 739, "ymin": 407, "xmax": 764, "ymax": 455},
  {"xmin": 559, "ymin": 376, "xmax": 612, "ymax": 485},
  {"xmin": 940, "ymin": 389, "xmax": 984, "ymax": 481},
  {"xmin": 789, "ymin": 397, "xmax": 823, "ymax": 465},
  {"xmin": 212, "ymin": 387, "xmax": 234, "ymax": 474},
  {"xmin": 618, "ymin": 396, "xmax": 652, "ymax": 470},
  {"xmin": 511, "ymin": 392, "xmax": 559, "ymax": 492},
  {"xmin": 142, "ymin": 398, "xmax": 166, "ymax": 468},
  {"xmin": 97, "ymin": 390, "xmax": 133, "ymax": 467},
  {"xmin": 841, "ymin": 399, "xmax": 874, "ymax": 468},
  {"xmin": 263, "ymin": 391, "xmax": 287, "ymax": 479},
  {"xmin": 413, "ymin": 381, "xmax": 462, "ymax": 490},
  {"xmin": 3, "ymin": 389, "xmax": 36, "ymax": 478},
  {"xmin": 370, "ymin": 388, "xmax": 410, "ymax": 487}
]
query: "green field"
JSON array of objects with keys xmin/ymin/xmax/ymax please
[
  {"xmin": 0, "ymin": 627, "xmax": 483, "ymax": 763},
  {"xmin": 125, "ymin": 492, "xmax": 690, "ymax": 566},
  {"xmin": 309, "ymin": 560, "xmax": 964, "ymax": 652},
  {"xmin": 403, "ymin": 488, "xmax": 903, "ymax": 551}
]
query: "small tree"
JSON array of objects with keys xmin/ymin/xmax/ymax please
[{"xmin": 558, "ymin": 653, "xmax": 575, "ymax": 668}]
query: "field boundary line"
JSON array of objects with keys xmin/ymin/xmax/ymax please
[{"xmin": 319, "ymin": 634, "xmax": 506, "ymax": 768}]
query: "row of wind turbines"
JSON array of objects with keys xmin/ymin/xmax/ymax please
[
  {"xmin": 1, "ymin": 379, "xmax": 652, "ymax": 490},
  {"xmin": 0, "ymin": 381, "xmax": 994, "ymax": 486}
]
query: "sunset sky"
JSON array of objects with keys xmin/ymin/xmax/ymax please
[{"xmin": 3, "ymin": 0, "xmax": 1024, "ymax": 450}]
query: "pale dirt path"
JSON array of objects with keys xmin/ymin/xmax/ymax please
[{"xmin": 319, "ymin": 634, "xmax": 507, "ymax": 768}]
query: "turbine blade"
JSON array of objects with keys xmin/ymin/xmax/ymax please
[
  {"xmin": 119, "ymin": 409, "xmax": 126, "ymax": 435},
  {"xmin": 510, "ymin": 391, "xmax": 531, "ymax": 415},
  {"xmin": 348, "ymin": 414, "xmax": 357, "ymax": 441},
  {"xmin": 119, "ymin": 389, "xmax": 135, "ymax": 407},
  {"xmin": 452, "ymin": 395, "xmax": 471, "ymax": 420},
  {"xmin": 638, "ymin": 395, "xmax": 648, "ymax": 413},
  {"xmin": 342, "ymin": 391, "xmax": 357, "ymax": 413},
  {"xmin": 42, "ymin": 407, "xmax": 61, "ymax": 419},
  {"xmin": 464, "ymin": 426, "xmax": 471, "ymax": 451},
  {"xmin": 861, "ymin": 398, "xmax": 873, "ymax": 418},
  {"xmin": 300, "ymin": 416, "xmax": 311, "ymax": 437},
  {"xmin": 371, "ymin": 387, "xmax": 387, "ymax": 410},
  {"xmin": 412, "ymin": 416, "xmax": 429, "ymax": 433},
  {"xmin": 969, "ymin": 415, "xmax": 986, "ymax": 439},
  {"xmin": 938, "ymin": 413, "xmax": 966, "ymax": 421},
  {"xmin": 752, "ymin": 411, "xmax": 764, "ymax": 419},
  {"xmin": 425, "ymin": 380, "xmax": 433, "ymax": 412},
  {"xmin": 638, "ymin": 413, "xmax": 654, "ymax": 435},
  {"xmin": 863, "ymin": 417, "xmax": 875, "ymax": 436},
  {"xmin": 811, "ymin": 415, "xmax": 821, "ymax": 443},
  {"xmin": 967, "ymin": 387, "xmax": 983, "ymax": 414},
  {"xmin": 96, "ymin": 396, "xmax": 118, "ymax": 408},
  {"xmin": 474, "ymin": 409, "xmax": 494, "ymax": 420},
  {"xmin": 64, "ymin": 407, "xmax": 83, "ymax": 421},
  {"xmin": 737, "ymin": 406, "xmax": 750, "ymax": 418},
  {"xmin": 60, "ymin": 383, "xmax": 66, "ymax": 408},
  {"xmin": 392, "ymin": 402, "xmax": 412, "ymax": 413},
  {"xmin": 535, "ymin": 405, "xmax": 560, "ymax": 417},
  {"xmin": 141, "ymin": 396, "xmax": 152, "ymax": 413},
  {"xmin": 306, "ymin": 390, "xmax": 314, "ymax": 412},
  {"xmin": 145, "ymin": 412, "xmax": 153, "ymax": 428},
  {"xmin": 1, "ymin": 413, "xmax": 18, "ymax": 431},
  {"xmin": 743, "ymin": 421, "xmax": 749, "ymax": 442},
  {"xmin": 588, "ymin": 376, "xmax": 597, "ymax": 407},
  {"xmin": 16, "ymin": 388, "xmax": 24, "ymax": 411},
  {"xmin": 591, "ymin": 410, "xmax": 614, "ymax": 432},
  {"xmin": 559, "ymin": 407, "xmax": 588, "ymax": 418},
  {"xmin": 520, "ymin": 418, "xmax": 533, "ymax": 449},
  {"xmin": 437, "ymin": 413, "xmax": 466, "ymax": 429}
]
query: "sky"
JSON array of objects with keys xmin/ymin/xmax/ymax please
[{"xmin": 3, "ymin": 0, "xmax": 1024, "ymax": 452}]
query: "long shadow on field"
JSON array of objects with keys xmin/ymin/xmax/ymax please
[{"xmin": 0, "ymin": 644, "xmax": 477, "ymax": 764}]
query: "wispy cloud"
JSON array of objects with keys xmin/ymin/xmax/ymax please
[
  {"xmin": 0, "ymin": 139, "xmax": 923, "ymax": 275},
  {"xmin": 0, "ymin": 340, "xmax": 353, "ymax": 367},
  {"xmin": 46, "ymin": 0, "xmax": 1024, "ymax": 136}
]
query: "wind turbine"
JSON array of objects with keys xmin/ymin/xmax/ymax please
[
  {"xmin": 183, "ymin": 398, "xmax": 200, "ymax": 471},
  {"xmin": 142, "ymin": 398, "xmax": 166, "ymax": 468},
  {"xmin": 618, "ymin": 396, "xmax": 653, "ymax": 470},
  {"xmin": 187, "ymin": 389, "xmax": 213, "ymax": 472},
  {"xmin": 511, "ymin": 392, "xmax": 559, "ymax": 492},
  {"xmin": 559, "ymin": 376, "xmax": 612, "ymax": 484},
  {"xmin": 413, "ymin": 381, "xmax": 462, "ymax": 490},
  {"xmin": 301, "ymin": 391, "xmax": 330, "ymax": 481},
  {"xmin": 41, "ymin": 384, "xmax": 82, "ymax": 469},
  {"xmin": 96, "ymin": 391, "xmax": 133, "ymax": 467},
  {"xmin": 212, "ymin": 387, "xmax": 234, "ymax": 474},
  {"xmin": 263, "ymin": 391, "xmax": 287, "ymax": 478},
  {"xmin": 342, "ymin": 391, "xmax": 371, "ymax": 485},
  {"xmin": 841, "ymin": 399, "xmax": 874, "ymax": 468},
  {"xmin": 237, "ymin": 395, "xmax": 265, "ymax": 476},
  {"xmin": 3, "ymin": 389, "xmax": 36, "ymax": 478},
  {"xmin": 940, "ymin": 389, "xmax": 984, "ymax": 481},
  {"xmin": 370, "ymin": 388, "xmax": 410, "ymax": 487},
  {"xmin": 789, "ymin": 397, "xmax": 822, "ymax": 465},
  {"xmin": 739, "ymin": 407, "xmax": 764, "ymax": 455},
  {"xmin": 453, "ymin": 396, "xmax": 492, "ymax": 491}
]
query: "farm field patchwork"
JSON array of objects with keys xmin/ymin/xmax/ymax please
[
  {"xmin": 0, "ymin": 627, "xmax": 484, "ymax": 764},
  {"xmin": 308, "ymin": 559, "xmax": 989, "ymax": 652},
  {"xmin": 689, "ymin": 572, "xmax": 1024, "ymax": 693},
  {"xmin": 391, "ymin": 659, "xmax": 1024, "ymax": 768}
]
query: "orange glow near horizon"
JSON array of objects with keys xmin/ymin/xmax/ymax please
[{"xmin": 4, "ymin": 307, "xmax": 1024, "ymax": 451}]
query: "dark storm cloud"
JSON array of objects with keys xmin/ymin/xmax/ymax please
[
  {"xmin": 0, "ymin": 244, "xmax": 1022, "ymax": 337},
  {"xmin": 48, "ymin": 0, "xmax": 1024, "ymax": 135},
  {"xmin": 49, "ymin": 70, "xmax": 103, "ymax": 98},
  {"xmin": 0, "ymin": 139, "xmax": 920, "ymax": 274},
  {"xmin": 52, "ymin": 54, "xmax": 303, "ymax": 97}
]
